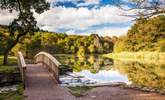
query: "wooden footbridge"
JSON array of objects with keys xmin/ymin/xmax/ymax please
[{"xmin": 17, "ymin": 52, "xmax": 76, "ymax": 100}]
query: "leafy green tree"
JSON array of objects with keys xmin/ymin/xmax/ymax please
[
  {"xmin": 114, "ymin": 39, "xmax": 126, "ymax": 53},
  {"xmin": 88, "ymin": 44, "xmax": 95, "ymax": 53},
  {"xmin": 70, "ymin": 46, "xmax": 76, "ymax": 54},
  {"xmin": 77, "ymin": 46, "xmax": 85, "ymax": 57},
  {"xmin": 26, "ymin": 33, "xmax": 43, "ymax": 58},
  {"xmin": 114, "ymin": 15, "xmax": 165, "ymax": 52},
  {"xmin": 156, "ymin": 39, "xmax": 165, "ymax": 52},
  {"xmin": 5, "ymin": 30, "xmax": 114, "ymax": 55},
  {"xmin": 0, "ymin": 0, "xmax": 50, "ymax": 65}
]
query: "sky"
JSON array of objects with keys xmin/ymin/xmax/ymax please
[{"xmin": 0, "ymin": 0, "xmax": 136, "ymax": 36}]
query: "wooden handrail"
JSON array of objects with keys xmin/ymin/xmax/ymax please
[
  {"xmin": 17, "ymin": 52, "xmax": 26, "ymax": 88},
  {"xmin": 34, "ymin": 52, "xmax": 61, "ymax": 83}
]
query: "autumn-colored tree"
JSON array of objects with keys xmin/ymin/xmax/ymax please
[
  {"xmin": 0, "ymin": 0, "xmax": 50, "ymax": 65},
  {"xmin": 114, "ymin": 15, "xmax": 165, "ymax": 52}
]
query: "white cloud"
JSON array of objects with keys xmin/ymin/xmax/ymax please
[
  {"xmin": 0, "ymin": 10, "xmax": 17, "ymax": 25},
  {"xmin": 66, "ymin": 29, "xmax": 76, "ymax": 35},
  {"xmin": 66, "ymin": 26, "xmax": 130, "ymax": 37},
  {"xmin": 90, "ymin": 26, "xmax": 130, "ymax": 36},
  {"xmin": 36, "ymin": 5, "xmax": 133, "ymax": 36},
  {"xmin": 0, "ymin": 3, "xmax": 134, "ymax": 36}
]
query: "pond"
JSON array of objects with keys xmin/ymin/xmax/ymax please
[{"xmin": 55, "ymin": 54, "xmax": 165, "ymax": 90}]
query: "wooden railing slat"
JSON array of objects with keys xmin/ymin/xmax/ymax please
[
  {"xmin": 34, "ymin": 52, "xmax": 61, "ymax": 83},
  {"xmin": 17, "ymin": 52, "xmax": 26, "ymax": 88}
]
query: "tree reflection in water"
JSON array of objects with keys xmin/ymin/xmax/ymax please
[
  {"xmin": 114, "ymin": 60, "xmax": 165, "ymax": 89},
  {"xmin": 55, "ymin": 54, "xmax": 165, "ymax": 89},
  {"xmin": 55, "ymin": 54, "xmax": 113, "ymax": 73}
]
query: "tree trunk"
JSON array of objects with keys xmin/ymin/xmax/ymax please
[
  {"xmin": 3, "ymin": 44, "xmax": 15, "ymax": 65},
  {"xmin": 3, "ymin": 51, "xmax": 9, "ymax": 65},
  {"xmin": 3, "ymin": 37, "xmax": 20, "ymax": 65}
]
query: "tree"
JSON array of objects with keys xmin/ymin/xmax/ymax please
[
  {"xmin": 0, "ymin": 0, "xmax": 50, "ymax": 65},
  {"xmin": 26, "ymin": 32, "xmax": 43, "ymax": 58},
  {"xmin": 114, "ymin": 37, "xmax": 127, "ymax": 53},
  {"xmin": 88, "ymin": 44, "xmax": 95, "ymax": 53},
  {"xmin": 114, "ymin": 15, "xmax": 165, "ymax": 52},
  {"xmin": 117, "ymin": 0, "xmax": 165, "ymax": 19},
  {"xmin": 70, "ymin": 46, "xmax": 76, "ymax": 54},
  {"xmin": 77, "ymin": 46, "xmax": 86, "ymax": 57}
]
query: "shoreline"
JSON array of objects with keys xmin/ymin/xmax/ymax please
[
  {"xmin": 67, "ymin": 82, "xmax": 165, "ymax": 97},
  {"xmin": 103, "ymin": 52, "xmax": 165, "ymax": 64},
  {"xmin": 78, "ymin": 86, "xmax": 165, "ymax": 100}
]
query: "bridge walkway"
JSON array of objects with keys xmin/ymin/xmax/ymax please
[{"xmin": 24, "ymin": 63, "xmax": 76, "ymax": 100}]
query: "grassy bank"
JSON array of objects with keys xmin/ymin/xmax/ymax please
[
  {"xmin": 103, "ymin": 52, "xmax": 165, "ymax": 63},
  {"xmin": 0, "ymin": 57, "xmax": 24, "ymax": 100},
  {"xmin": 0, "ymin": 56, "xmax": 17, "ymax": 73},
  {"xmin": 0, "ymin": 84, "xmax": 24, "ymax": 100}
]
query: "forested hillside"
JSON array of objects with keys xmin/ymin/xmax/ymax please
[
  {"xmin": 114, "ymin": 15, "xmax": 165, "ymax": 52},
  {"xmin": 0, "ymin": 26, "xmax": 115, "ymax": 58}
]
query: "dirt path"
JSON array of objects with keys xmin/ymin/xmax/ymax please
[
  {"xmin": 78, "ymin": 86, "xmax": 165, "ymax": 100},
  {"xmin": 25, "ymin": 64, "xmax": 76, "ymax": 100}
]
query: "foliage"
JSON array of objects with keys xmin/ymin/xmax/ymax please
[
  {"xmin": 55, "ymin": 54, "xmax": 113, "ymax": 73},
  {"xmin": 113, "ymin": 36, "xmax": 126, "ymax": 53},
  {"xmin": 114, "ymin": 60, "xmax": 165, "ymax": 89},
  {"xmin": 0, "ymin": 0, "xmax": 50, "ymax": 65},
  {"xmin": 0, "ymin": 25, "xmax": 9, "ymax": 55},
  {"xmin": 114, "ymin": 15, "xmax": 165, "ymax": 52},
  {"xmin": 22, "ymin": 33, "xmax": 114, "ymax": 58},
  {"xmin": 77, "ymin": 46, "xmax": 86, "ymax": 57},
  {"xmin": 88, "ymin": 44, "xmax": 95, "ymax": 53},
  {"xmin": 25, "ymin": 32, "xmax": 44, "ymax": 58},
  {"xmin": 156, "ymin": 39, "xmax": 165, "ymax": 52},
  {"xmin": 0, "ymin": 26, "xmax": 114, "ymax": 59}
]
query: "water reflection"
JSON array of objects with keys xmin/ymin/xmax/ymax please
[
  {"xmin": 77, "ymin": 70, "xmax": 129, "ymax": 83},
  {"xmin": 114, "ymin": 60, "xmax": 165, "ymax": 89},
  {"xmin": 55, "ymin": 55, "xmax": 113, "ymax": 73},
  {"xmin": 55, "ymin": 54, "xmax": 165, "ymax": 89}
]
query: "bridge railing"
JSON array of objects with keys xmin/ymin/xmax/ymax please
[
  {"xmin": 34, "ymin": 52, "xmax": 61, "ymax": 83},
  {"xmin": 17, "ymin": 52, "xmax": 26, "ymax": 88}
]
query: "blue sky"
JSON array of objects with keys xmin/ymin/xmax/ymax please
[{"xmin": 0, "ymin": 0, "xmax": 135, "ymax": 36}]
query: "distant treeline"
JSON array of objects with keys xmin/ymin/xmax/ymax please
[
  {"xmin": 25, "ymin": 33, "xmax": 116, "ymax": 58},
  {"xmin": 114, "ymin": 15, "xmax": 165, "ymax": 52},
  {"xmin": 0, "ymin": 26, "xmax": 117, "ymax": 58}
]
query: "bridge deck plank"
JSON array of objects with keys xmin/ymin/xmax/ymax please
[{"xmin": 25, "ymin": 63, "xmax": 76, "ymax": 100}]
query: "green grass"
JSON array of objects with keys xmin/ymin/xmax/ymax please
[
  {"xmin": 0, "ymin": 84, "xmax": 24, "ymax": 100},
  {"xmin": 0, "ymin": 56, "xmax": 17, "ymax": 73},
  {"xmin": 0, "ymin": 56, "xmax": 17, "ymax": 66},
  {"xmin": 103, "ymin": 52, "xmax": 165, "ymax": 64},
  {"xmin": 68, "ymin": 86, "xmax": 94, "ymax": 97}
]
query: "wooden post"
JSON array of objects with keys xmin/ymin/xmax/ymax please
[{"xmin": 17, "ymin": 52, "xmax": 27, "ymax": 88}]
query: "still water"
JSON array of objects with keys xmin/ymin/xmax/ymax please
[{"xmin": 55, "ymin": 54, "xmax": 165, "ymax": 89}]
